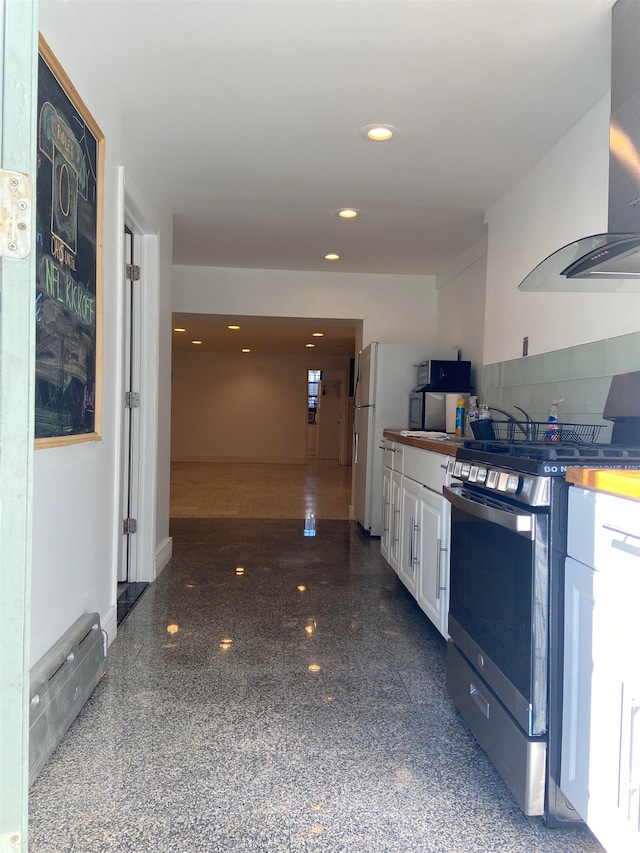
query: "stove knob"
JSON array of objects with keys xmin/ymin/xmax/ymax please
[
  {"xmin": 469, "ymin": 465, "xmax": 478, "ymax": 483},
  {"xmin": 486, "ymin": 470, "xmax": 499, "ymax": 489},
  {"xmin": 453, "ymin": 461, "xmax": 463, "ymax": 478},
  {"xmin": 507, "ymin": 474, "xmax": 520, "ymax": 494},
  {"xmin": 461, "ymin": 463, "xmax": 471, "ymax": 478},
  {"xmin": 476, "ymin": 467, "xmax": 487, "ymax": 484}
]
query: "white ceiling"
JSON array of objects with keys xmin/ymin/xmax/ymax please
[{"xmin": 46, "ymin": 0, "xmax": 615, "ymax": 352}]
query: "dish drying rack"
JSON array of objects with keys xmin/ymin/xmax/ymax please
[{"xmin": 488, "ymin": 420, "xmax": 604, "ymax": 444}]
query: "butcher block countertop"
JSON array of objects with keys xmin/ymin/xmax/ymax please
[
  {"xmin": 566, "ymin": 467, "xmax": 640, "ymax": 502},
  {"xmin": 383, "ymin": 429, "xmax": 463, "ymax": 456}
]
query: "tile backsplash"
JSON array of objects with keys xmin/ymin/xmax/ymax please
[{"xmin": 478, "ymin": 331, "xmax": 640, "ymax": 443}]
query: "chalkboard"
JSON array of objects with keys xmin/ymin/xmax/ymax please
[{"xmin": 35, "ymin": 37, "xmax": 104, "ymax": 445}]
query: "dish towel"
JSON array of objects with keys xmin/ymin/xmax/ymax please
[{"xmin": 399, "ymin": 431, "xmax": 450, "ymax": 440}]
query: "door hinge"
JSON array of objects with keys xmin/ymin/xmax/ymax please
[
  {"xmin": 124, "ymin": 391, "xmax": 140, "ymax": 408},
  {"xmin": 0, "ymin": 169, "xmax": 31, "ymax": 258},
  {"xmin": 126, "ymin": 263, "xmax": 140, "ymax": 281},
  {"xmin": 123, "ymin": 518, "xmax": 138, "ymax": 535}
]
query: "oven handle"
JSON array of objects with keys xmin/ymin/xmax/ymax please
[{"xmin": 443, "ymin": 484, "xmax": 536, "ymax": 540}]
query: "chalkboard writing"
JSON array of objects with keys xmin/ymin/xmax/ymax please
[{"xmin": 35, "ymin": 41, "xmax": 103, "ymax": 442}]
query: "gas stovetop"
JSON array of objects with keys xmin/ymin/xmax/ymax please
[{"xmin": 457, "ymin": 440, "xmax": 640, "ymax": 476}]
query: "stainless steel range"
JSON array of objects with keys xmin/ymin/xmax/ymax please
[{"xmin": 443, "ymin": 438, "xmax": 640, "ymax": 826}]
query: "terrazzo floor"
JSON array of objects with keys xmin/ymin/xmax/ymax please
[{"xmin": 28, "ymin": 518, "xmax": 604, "ymax": 853}]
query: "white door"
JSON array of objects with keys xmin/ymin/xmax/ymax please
[
  {"xmin": 398, "ymin": 477, "xmax": 420, "ymax": 596},
  {"xmin": 317, "ymin": 379, "xmax": 341, "ymax": 460},
  {"xmin": 0, "ymin": 0, "xmax": 38, "ymax": 842},
  {"xmin": 353, "ymin": 346, "xmax": 374, "ymax": 528},
  {"xmin": 416, "ymin": 486, "xmax": 449, "ymax": 637},
  {"xmin": 388, "ymin": 470, "xmax": 403, "ymax": 572},
  {"xmin": 120, "ymin": 226, "xmax": 141, "ymax": 582}
]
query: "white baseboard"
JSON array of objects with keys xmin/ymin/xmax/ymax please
[
  {"xmin": 102, "ymin": 605, "xmax": 117, "ymax": 648},
  {"xmin": 155, "ymin": 536, "xmax": 173, "ymax": 577}
]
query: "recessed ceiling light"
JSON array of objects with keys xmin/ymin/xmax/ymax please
[
  {"xmin": 173, "ymin": 327, "xmax": 186, "ymax": 332},
  {"xmin": 324, "ymin": 253, "xmax": 340, "ymax": 261},
  {"xmin": 306, "ymin": 343, "xmax": 315, "ymax": 348},
  {"xmin": 191, "ymin": 340, "xmax": 202, "ymax": 345},
  {"xmin": 336, "ymin": 208, "xmax": 359, "ymax": 219},
  {"xmin": 241, "ymin": 348, "xmax": 251, "ymax": 353},
  {"xmin": 228, "ymin": 325, "xmax": 240, "ymax": 330},
  {"xmin": 360, "ymin": 124, "xmax": 398, "ymax": 142},
  {"xmin": 312, "ymin": 332, "xmax": 324, "ymax": 337}
]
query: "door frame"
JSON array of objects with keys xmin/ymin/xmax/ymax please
[
  {"xmin": 0, "ymin": 0, "xmax": 38, "ymax": 844},
  {"xmin": 115, "ymin": 168, "xmax": 160, "ymax": 589}
]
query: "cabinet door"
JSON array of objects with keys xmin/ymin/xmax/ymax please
[
  {"xmin": 562, "ymin": 506, "xmax": 640, "ymax": 853},
  {"xmin": 380, "ymin": 467, "xmax": 392, "ymax": 563},
  {"xmin": 398, "ymin": 477, "xmax": 420, "ymax": 596},
  {"xmin": 561, "ymin": 556, "xmax": 598, "ymax": 821},
  {"xmin": 388, "ymin": 470, "xmax": 403, "ymax": 573},
  {"xmin": 416, "ymin": 486, "xmax": 449, "ymax": 637}
]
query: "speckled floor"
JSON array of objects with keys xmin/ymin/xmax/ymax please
[{"xmin": 28, "ymin": 519, "xmax": 603, "ymax": 853}]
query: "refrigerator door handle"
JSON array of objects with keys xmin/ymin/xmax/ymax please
[{"xmin": 354, "ymin": 431, "xmax": 359, "ymax": 465}]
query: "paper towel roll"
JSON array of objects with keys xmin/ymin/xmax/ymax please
[{"xmin": 445, "ymin": 393, "xmax": 469, "ymax": 434}]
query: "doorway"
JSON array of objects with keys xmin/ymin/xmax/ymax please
[
  {"xmin": 117, "ymin": 225, "xmax": 147, "ymax": 622},
  {"xmin": 317, "ymin": 377, "xmax": 342, "ymax": 460}
]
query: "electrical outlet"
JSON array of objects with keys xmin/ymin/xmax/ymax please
[{"xmin": 522, "ymin": 337, "xmax": 529, "ymax": 357}]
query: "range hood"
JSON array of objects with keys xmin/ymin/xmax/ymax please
[{"xmin": 519, "ymin": 0, "xmax": 640, "ymax": 293}]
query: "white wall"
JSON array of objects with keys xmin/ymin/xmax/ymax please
[
  {"xmin": 172, "ymin": 266, "xmax": 440, "ymax": 349},
  {"xmin": 33, "ymin": 8, "xmax": 172, "ymax": 664},
  {"xmin": 436, "ymin": 237, "xmax": 487, "ymax": 391},
  {"xmin": 172, "ymin": 353, "xmax": 307, "ymax": 462},
  {"xmin": 172, "ymin": 352, "xmax": 352, "ymax": 462},
  {"xmin": 484, "ymin": 95, "xmax": 640, "ymax": 364}
]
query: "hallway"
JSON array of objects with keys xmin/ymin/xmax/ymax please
[{"xmin": 28, "ymin": 517, "xmax": 602, "ymax": 852}]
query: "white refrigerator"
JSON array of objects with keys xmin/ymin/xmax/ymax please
[{"xmin": 352, "ymin": 342, "xmax": 458, "ymax": 535}]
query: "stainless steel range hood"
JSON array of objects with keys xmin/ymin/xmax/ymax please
[{"xmin": 519, "ymin": 0, "xmax": 640, "ymax": 293}]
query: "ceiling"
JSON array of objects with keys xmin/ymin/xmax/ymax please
[{"xmin": 49, "ymin": 0, "xmax": 614, "ymax": 352}]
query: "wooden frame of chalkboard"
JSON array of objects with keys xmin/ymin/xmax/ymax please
[{"xmin": 35, "ymin": 36, "xmax": 104, "ymax": 447}]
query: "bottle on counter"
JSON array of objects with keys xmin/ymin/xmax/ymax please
[
  {"xmin": 455, "ymin": 397, "xmax": 466, "ymax": 437},
  {"xmin": 466, "ymin": 396, "xmax": 479, "ymax": 436},
  {"xmin": 544, "ymin": 399, "xmax": 563, "ymax": 443}
]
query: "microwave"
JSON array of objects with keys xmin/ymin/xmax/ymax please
[
  {"xmin": 416, "ymin": 359, "xmax": 471, "ymax": 392},
  {"xmin": 408, "ymin": 390, "xmax": 446, "ymax": 431}
]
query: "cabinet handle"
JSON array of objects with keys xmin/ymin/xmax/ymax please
[
  {"xmin": 383, "ymin": 499, "xmax": 390, "ymax": 534},
  {"xmin": 469, "ymin": 681, "xmax": 490, "ymax": 719},
  {"xmin": 392, "ymin": 507, "xmax": 400, "ymax": 545},
  {"xmin": 408, "ymin": 517, "xmax": 414, "ymax": 571},
  {"xmin": 617, "ymin": 683, "xmax": 640, "ymax": 817},
  {"xmin": 436, "ymin": 538, "xmax": 447, "ymax": 599},
  {"xmin": 612, "ymin": 539, "xmax": 640, "ymax": 559},
  {"xmin": 413, "ymin": 521, "xmax": 420, "ymax": 568},
  {"xmin": 603, "ymin": 524, "xmax": 640, "ymax": 559}
]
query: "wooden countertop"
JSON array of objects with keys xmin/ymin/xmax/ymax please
[
  {"xmin": 566, "ymin": 467, "xmax": 640, "ymax": 502},
  {"xmin": 383, "ymin": 429, "xmax": 463, "ymax": 456}
]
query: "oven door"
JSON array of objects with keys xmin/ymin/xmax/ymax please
[{"xmin": 444, "ymin": 483, "xmax": 549, "ymax": 736}]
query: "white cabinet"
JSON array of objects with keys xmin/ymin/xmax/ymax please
[
  {"xmin": 381, "ymin": 465, "xmax": 392, "ymax": 563},
  {"xmin": 389, "ymin": 470, "xmax": 402, "ymax": 572},
  {"xmin": 561, "ymin": 487, "xmax": 640, "ymax": 853},
  {"xmin": 416, "ymin": 486, "xmax": 450, "ymax": 637},
  {"xmin": 381, "ymin": 440, "xmax": 404, "ymax": 573},
  {"xmin": 380, "ymin": 437, "xmax": 454, "ymax": 638},
  {"xmin": 398, "ymin": 477, "xmax": 421, "ymax": 596}
]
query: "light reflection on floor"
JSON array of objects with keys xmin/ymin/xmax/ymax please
[{"xmin": 170, "ymin": 458, "xmax": 352, "ymax": 519}]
